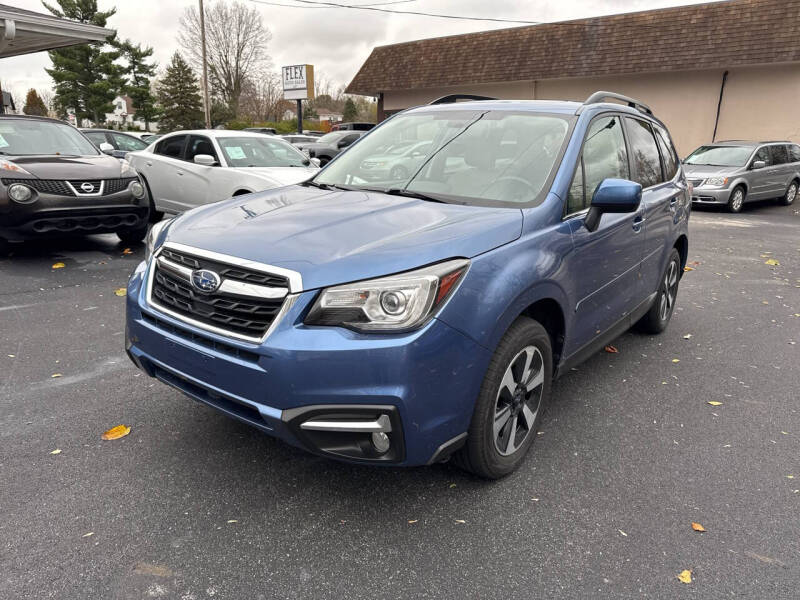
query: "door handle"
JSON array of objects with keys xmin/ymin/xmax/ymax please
[{"xmin": 632, "ymin": 215, "xmax": 645, "ymax": 232}]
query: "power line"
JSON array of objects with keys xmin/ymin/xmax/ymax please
[
  {"xmin": 248, "ymin": 0, "xmax": 420, "ymax": 9},
  {"xmin": 248, "ymin": 0, "xmax": 544, "ymax": 24}
]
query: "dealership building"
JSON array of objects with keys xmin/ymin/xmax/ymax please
[{"xmin": 346, "ymin": 0, "xmax": 800, "ymax": 155}]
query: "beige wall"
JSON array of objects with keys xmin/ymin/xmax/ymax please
[{"xmin": 380, "ymin": 64, "xmax": 800, "ymax": 156}]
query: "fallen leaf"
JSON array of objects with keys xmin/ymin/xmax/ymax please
[
  {"xmin": 683, "ymin": 334, "xmax": 692, "ymax": 339},
  {"xmin": 226, "ymin": 519, "xmax": 238, "ymax": 524},
  {"xmin": 133, "ymin": 563, "xmax": 173, "ymax": 577},
  {"xmin": 672, "ymin": 359, "xmax": 680, "ymax": 363},
  {"xmin": 677, "ymin": 569, "xmax": 692, "ymax": 584},
  {"xmin": 781, "ymin": 431, "xmax": 788, "ymax": 435},
  {"xmin": 50, "ymin": 449, "xmax": 62, "ymax": 455},
  {"xmin": 604, "ymin": 345, "xmax": 618, "ymax": 353},
  {"xmin": 691, "ymin": 522, "xmax": 706, "ymax": 532},
  {"xmin": 82, "ymin": 532, "xmax": 94, "ymax": 538},
  {"xmin": 101, "ymin": 424, "xmax": 131, "ymax": 440},
  {"xmin": 51, "ymin": 373, "xmax": 62, "ymax": 378},
  {"xmin": 114, "ymin": 288, "xmax": 127, "ymax": 297},
  {"xmin": 787, "ymin": 475, "xmax": 795, "ymax": 479},
  {"xmin": 8, "ymin": 354, "xmax": 15, "ymax": 358},
  {"xmin": 684, "ymin": 266, "xmax": 694, "ymax": 272},
  {"xmin": 408, "ymin": 519, "xmax": 418, "ymax": 524},
  {"xmin": 122, "ymin": 247, "xmax": 132, "ymax": 255},
  {"xmin": 449, "ymin": 483, "xmax": 456, "ymax": 488},
  {"xmin": 454, "ymin": 519, "xmax": 466, "ymax": 524},
  {"xmin": 618, "ymin": 529, "xmax": 628, "ymax": 537},
  {"xmin": 52, "ymin": 262, "xmax": 65, "ymax": 269},
  {"xmin": 765, "ymin": 259, "xmax": 780, "ymax": 266},
  {"xmin": 707, "ymin": 401, "xmax": 723, "ymax": 406}
]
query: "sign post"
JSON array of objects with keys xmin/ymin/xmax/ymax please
[{"xmin": 282, "ymin": 64, "xmax": 314, "ymax": 134}]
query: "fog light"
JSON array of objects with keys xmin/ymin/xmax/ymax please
[
  {"xmin": 371, "ymin": 431, "xmax": 391, "ymax": 453},
  {"xmin": 129, "ymin": 181, "xmax": 145, "ymax": 199},
  {"xmin": 8, "ymin": 183, "xmax": 33, "ymax": 204}
]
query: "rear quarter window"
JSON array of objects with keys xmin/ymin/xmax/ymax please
[{"xmin": 625, "ymin": 118, "xmax": 663, "ymax": 188}]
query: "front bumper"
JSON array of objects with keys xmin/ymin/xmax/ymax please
[
  {"xmin": 0, "ymin": 187, "xmax": 148, "ymax": 241},
  {"xmin": 690, "ymin": 186, "xmax": 730, "ymax": 204},
  {"xmin": 125, "ymin": 260, "xmax": 491, "ymax": 466}
]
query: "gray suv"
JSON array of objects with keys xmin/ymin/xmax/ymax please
[{"xmin": 683, "ymin": 141, "xmax": 799, "ymax": 212}]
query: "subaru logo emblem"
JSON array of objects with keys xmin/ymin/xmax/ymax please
[
  {"xmin": 80, "ymin": 182, "xmax": 95, "ymax": 193},
  {"xmin": 191, "ymin": 269, "xmax": 221, "ymax": 293}
]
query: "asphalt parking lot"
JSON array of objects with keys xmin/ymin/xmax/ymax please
[{"xmin": 1, "ymin": 201, "xmax": 798, "ymax": 599}]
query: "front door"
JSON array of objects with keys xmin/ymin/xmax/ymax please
[
  {"xmin": 747, "ymin": 146, "xmax": 775, "ymax": 199},
  {"xmin": 175, "ymin": 135, "xmax": 218, "ymax": 211}
]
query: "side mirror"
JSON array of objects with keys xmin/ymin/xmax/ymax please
[
  {"xmin": 99, "ymin": 142, "xmax": 114, "ymax": 155},
  {"xmin": 751, "ymin": 160, "xmax": 766, "ymax": 170},
  {"xmin": 310, "ymin": 157, "xmax": 321, "ymax": 167},
  {"xmin": 585, "ymin": 178, "xmax": 642, "ymax": 232},
  {"xmin": 193, "ymin": 154, "xmax": 217, "ymax": 166}
]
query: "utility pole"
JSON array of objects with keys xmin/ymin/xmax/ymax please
[{"xmin": 199, "ymin": 0, "xmax": 211, "ymax": 129}]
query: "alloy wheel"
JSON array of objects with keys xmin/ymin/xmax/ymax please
[
  {"xmin": 658, "ymin": 259, "xmax": 679, "ymax": 322},
  {"xmin": 787, "ymin": 183, "xmax": 797, "ymax": 205},
  {"xmin": 731, "ymin": 189, "xmax": 744, "ymax": 211},
  {"xmin": 493, "ymin": 346, "xmax": 545, "ymax": 456}
]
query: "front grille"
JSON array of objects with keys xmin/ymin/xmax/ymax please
[
  {"xmin": 2, "ymin": 177, "xmax": 138, "ymax": 196},
  {"xmin": 69, "ymin": 179, "xmax": 102, "ymax": 194},
  {"xmin": 150, "ymin": 247, "xmax": 289, "ymax": 340}
]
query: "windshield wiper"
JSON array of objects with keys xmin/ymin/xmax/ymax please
[
  {"xmin": 384, "ymin": 188, "xmax": 448, "ymax": 204},
  {"xmin": 301, "ymin": 180, "xmax": 332, "ymax": 190}
]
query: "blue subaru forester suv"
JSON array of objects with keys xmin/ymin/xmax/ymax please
[{"xmin": 126, "ymin": 92, "xmax": 689, "ymax": 478}]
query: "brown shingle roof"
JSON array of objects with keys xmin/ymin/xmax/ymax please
[{"xmin": 346, "ymin": 0, "xmax": 800, "ymax": 95}]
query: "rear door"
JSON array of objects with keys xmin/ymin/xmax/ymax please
[
  {"xmin": 626, "ymin": 118, "xmax": 683, "ymax": 297},
  {"xmin": 769, "ymin": 144, "xmax": 791, "ymax": 196},
  {"xmin": 142, "ymin": 134, "xmax": 188, "ymax": 213},
  {"xmin": 564, "ymin": 114, "xmax": 646, "ymax": 351}
]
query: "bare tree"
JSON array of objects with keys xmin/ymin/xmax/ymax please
[
  {"xmin": 239, "ymin": 70, "xmax": 284, "ymax": 122},
  {"xmin": 178, "ymin": 1, "xmax": 271, "ymax": 117}
]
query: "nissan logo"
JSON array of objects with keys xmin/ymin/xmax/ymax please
[
  {"xmin": 80, "ymin": 182, "xmax": 96, "ymax": 193},
  {"xmin": 191, "ymin": 269, "xmax": 221, "ymax": 293}
]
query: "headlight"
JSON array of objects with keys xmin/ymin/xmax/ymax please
[
  {"xmin": 145, "ymin": 218, "xmax": 173, "ymax": 262},
  {"xmin": 305, "ymin": 259, "xmax": 469, "ymax": 332},
  {"xmin": 129, "ymin": 180, "xmax": 145, "ymax": 199},
  {"xmin": 705, "ymin": 177, "xmax": 728, "ymax": 187},
  {"xmin": 7, "ymin": 183, "xmax": 33, "ymax": 204}
]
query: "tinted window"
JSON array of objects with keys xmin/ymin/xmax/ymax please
[
  {"xmin": 770, "ymin": 145, "xmax": 789, "ymax": 165},
  {"xmin": 753, "ymin": 146, "xmax": 772, "ymax": 167},
  {"xmin": 111, "ymin": 132, "xmax": 148, "ymax": 152},
  {"xmin": 84, "ymin": 131, "xmax": 108, "ymax": 147},
  {"xmin": 791, "ymin": 145, "xmax": 800, "ymax": 162},
  {"xmin": 625, "ymin": 118, "xmax": 663, "ymax": 188},
  {"xmin": 155, "ymin": 135, "xmax": 187, "ymax": 159},
  {"xmin": 654, "ymin": 125, "xmax": 678, "ymax": 180},
  {"xmin": 566, "ymin": 115, "xmax": 629, "ymax": 215},
  {"xmin": 186, "ymin": 135, "xmax": 218, "ymax": 162}
]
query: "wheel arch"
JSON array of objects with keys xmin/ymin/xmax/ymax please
[
  {"xmin": 520, "ymin": 298, "xmax": 566, "ymax": 370},
  {"xmin": 232, "ymin": 188, "xmax": 253, "ymax": 196},
  {"xmin": 674, "ymin": 234, "xmax": 688, "ymax": 273}
]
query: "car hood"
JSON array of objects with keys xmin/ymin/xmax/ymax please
[
  {"xmin": 683, "ymin": 164, "xmax": 742, "ymax": 178},
  {"xmin": 227, "ymin": 166, "xmax": 318, "ymax": 186},
  {"xmin": 294, "ymin": 142, "xmax": 332, "ymax": 151},
  {"xmin": 164, "ymin": 186, "xmax": 523, "ymax": 291},
  {"xmin": 2, "ymin": 154, "xmax": 125, "ymax": 179}
]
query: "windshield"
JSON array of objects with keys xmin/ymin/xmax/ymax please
[
  {"xmin": 316, "ymin": 132, "xmax": 346, "ymax": 145},
  {"xmin": 685, "ymin": 145, "xmax": 753, "ymax": 167},
  {"xmin": 315, "ymin": 110, "xmax": 572, "ymax": 205},
  {"xmin": 217, "ymin": 137, "xmax": 309, "ymax": 167},
  {"xmin": 0, "ymin": 119, "xmax": 99, "ymax": 156}
]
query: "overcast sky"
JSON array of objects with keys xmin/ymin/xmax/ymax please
[{"xmin": 1, "ymin": 0, "xmax": 715, "ymax": 103}]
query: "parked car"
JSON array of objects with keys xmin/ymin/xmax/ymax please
[
  {"xmin": 127, "ymin": 130, "xmax": 318, "ymax": 222},
  {"xmin": 293, "ymin": 130, "xmax": 366, "ymax": 165},
  {"xmin": 244, "ymin": 127, "xmax": 277, "ymax": 135},
  {"xmin": 126, "ymin": 92, "xmax": 689, "ymax": 478},
  {"xmin": 683, "ymin": 140, "xmax": 799, "ymax": 212},
  {"xmin": 332, "ymin": 122, "xmax": 375, "ymax": 131},
  {"xmin": 303, "ymin": 130, "xmax": 324, "ymax": 137},
  {"xmin": 0, "ymin": 115, "xmax": 149, "ymax": 252},
  {"xmin": 80, "ymin": 128, "xmax": 150, "ymax": 159},
  {"xmin": 358, "ymin": 140, "xmax": 433, "ymax": 181},
  {"xmin": 281, "ymin": 134, "xmax": 319, "ymax": 146}
]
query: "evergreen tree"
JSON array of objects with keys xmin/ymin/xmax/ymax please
[
  {"xmin": 23, "ymin": 89, "xmax": 49, "ymax": 116},
  {"xmin": 119, "ymin": 40, "xmax": 159, "ymax": 131},
  {"xmin": 43, "ymin": 0, "xmax": 123, "ymax": 124},
  {"xmin": 342, "ymin": 97, "xmax": 358, "ymax": 122},
  {"xmin": 157, "ymin": 52, "xmax": 203, "ymax": 131}
]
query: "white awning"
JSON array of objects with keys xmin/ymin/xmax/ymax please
[{"xmin": 0, "ymin": 4, "xmax": 114, "ymax": 58}]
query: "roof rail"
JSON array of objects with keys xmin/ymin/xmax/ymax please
[
  {"xmin": 581, "ymin": 91, "xmax": 653, "ymax": 115},
  {"xmin": 429, "ymin": 94, "xmax": 497, "ymax": 105}
]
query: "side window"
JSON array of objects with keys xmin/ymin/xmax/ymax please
[
  {"xmin": 155, "ymin": 135, "xmax": 187, "ymax": 159},
  {"xmin": 625, "ymin": 118, "xmax": 664, "ymax": 188},
  {"xmin": 111, "ymin": 132, "xmax": 148, "ymax": 152},
  {"xmin": 566, "ymin": 115, "xmax": 629, "ymax": 215},
  {"xmin": 770, "ymin": 144, "xmax": 788, "ymax": 165},
  {"xmin": 84, "ymin": 131, "xmax": 108, "ymax": 148},
  {"xmin": 753, "ymin": 146, "xmax": 772, "ymax": 166},
  {"xmin": 654, "ymin": 125, "xmax": 678, "ymax": 180},
  {"xmin": 342, "ymin": 134, "xmax": 359, "ymax": 146},
  {"xmin": 186, "ymin": 136, "xmax": 218, "ymax": 163},
  {"xmin": 790, "ymin": 145, "xmax": 800, "ymax": 162}
]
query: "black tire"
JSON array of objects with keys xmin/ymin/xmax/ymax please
[
  {"xmin": 390, "ymin": 165, "xmax": 409, "ymax": 180},
  {"xmin": 780, "ymin": 180, "xmax": 798, "ymax": 206},
  {"xmin": 727, "ymin": 185, "xmax": 745, "ymax": 213},
  {"xmin": 0, "ymin": 237, "xmax": 9, "ymax": 256},
  {"xmin": 455, "ymin": 317, "xmax": 552, "ymax": 479},
  {"xmin": 635, "ymin": 248, "xmax": 681, "ymax": 334},
  {"xmin": 141, "ymin": 176, "xmax": 163, "ymax": 224},
  {"xmin": 117, "ymin": 224, "xmax": 148, "ymax": 245}
]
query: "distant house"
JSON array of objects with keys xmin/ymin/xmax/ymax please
[
  {"xmin": 103, "ymin": 95, "xmax": 157, "ymax": 131},
  {"xmin": 317, "ymin": 110, "xmax": 342, "ymax": 123}
]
